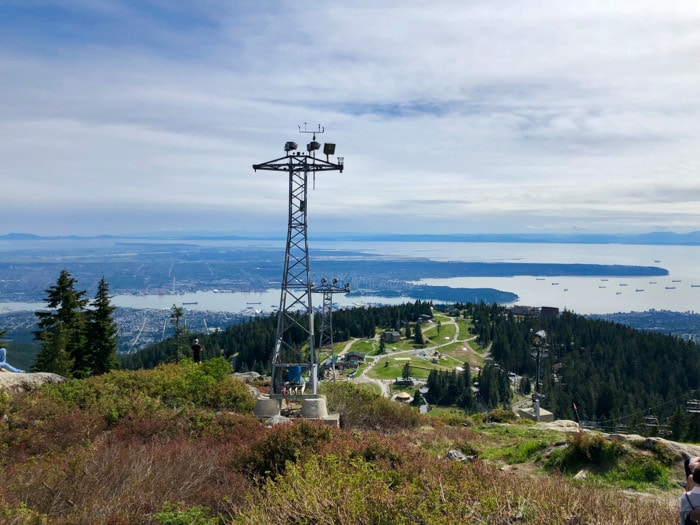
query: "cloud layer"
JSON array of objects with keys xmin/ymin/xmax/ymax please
[{"xmin": 1, "ymin": 1, "xmax": 699, "ymax": 235}]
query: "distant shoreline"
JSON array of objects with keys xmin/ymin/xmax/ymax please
[{"xmin": 2, "ymin": 231, "xmax": 700, "ymax": 246}]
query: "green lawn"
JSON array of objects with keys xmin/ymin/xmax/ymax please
[
  {"xmin": 367, "ymin": 354, "xmax": 454, "ymax": 381},
  {"xmin": 423, "ymin": 321, "xmax": 456, "ymax": 342},
  {"xmin": 349, "ymin": 339, "xmax": 377, "ymax": 355}
]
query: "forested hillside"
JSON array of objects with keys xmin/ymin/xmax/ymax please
[
  {"xmin": 466, "ymin": 303, "xmax": 700, "ymax": 439},
  {"xmin": 119, "ymin": 301, "xmax": 433, "ymax": 371},
  {"xmin": 121, "ymin": 301, "xmax": 700, "ymax": 441}
]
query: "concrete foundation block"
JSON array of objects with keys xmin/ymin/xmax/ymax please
[
  {"xmin": 254, "ymin": 398, "xmax": 281, "ymax": 418},
  {"xmin": 300, "ymin": 396, "xmax": 329, "ymax": 419}
]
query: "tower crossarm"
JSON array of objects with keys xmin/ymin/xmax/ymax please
[{"xmin": 253, "ymin": 154, "xmax": 344, "ymax": 173}]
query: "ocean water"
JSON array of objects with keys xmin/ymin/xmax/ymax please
[
  {"xmin": 1, "ymin": 241, "xmax": 699, "ymax": 316},
  {"xmin": 315, "ymin": 241, "xmax": 700, "ymax": 315}
]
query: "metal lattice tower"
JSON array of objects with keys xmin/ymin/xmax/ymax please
[
  {"xmin": 312, "ymin": 278, "xmax": 350, "ymax": 380},
  {"xmin": 253, "ymin": 126, "xmax": 344, "ymax": 396}
]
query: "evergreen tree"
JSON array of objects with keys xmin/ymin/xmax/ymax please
[
  {"xmin": 459, "ymin": 365, "xmax": 476, "ymax": 410},
  {"xmin": 414, "ymin": 323, "xmax": 424, "ymax": 345},
  {"xmin": 86, "ymin": 277, "xmax": 119, "ymax": 375},
  {"xmin": 170, "ymin": 304, "xmax": 186, "ymax": 363},
  {"xmin": 669, "ymin": 405, "xmax": 688, "ymax": 442},
  {"xmin": 402, "ymin": 361, "xmax": 412, "ymax": 381},
  {"xmin": 33, "ymin": 270, "xmax": 89, "ymax": 377},
  {"xmin": 405, "ymin": 323, "xmax": 411, "ymax": 339},
  {"xmin": 33, "ymin": 322, "xmax": 73, "ymax": 376}
]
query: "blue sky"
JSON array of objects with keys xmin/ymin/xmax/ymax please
[{"xmin": 1, "ymin": 1, "xmax": 699, "ymax": 236}]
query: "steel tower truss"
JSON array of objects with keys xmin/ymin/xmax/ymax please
[
  {"xmin": 312, "ymin": 278, "xmax": 350, "ymax": 380},
  {"xmin": 253, "ymin": 131, "xmax": 344, "ymax": 396}
]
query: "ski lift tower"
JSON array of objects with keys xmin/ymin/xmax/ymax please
[
  {"xmin": 253, "ymin": 125, "xmax": 344, "ymax": 398},
  {"xmin": 312, "ymin": 278, "xmax": 351, "ymax": 380}
]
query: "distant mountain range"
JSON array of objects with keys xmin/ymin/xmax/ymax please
[{"xmin": 3, "ymin": 231, "xmax": 700, "ymax": 245}]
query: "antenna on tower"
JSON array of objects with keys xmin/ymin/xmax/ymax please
[
  {"xmin": 299, "ymin": 123, "xmax": 325, "ymax": 189},
  {"xmin": 298, "ymin": 122, "xmax": 324, "ymax": 135}
]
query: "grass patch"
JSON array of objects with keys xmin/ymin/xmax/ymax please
[
  {"xmin": 367, "ymin": 355, "xmax": 452, "ymax": 381},
  {"xmin": 347, "ymin": 339, "xmax": 377, "ymax": 355},
  {"xmin": 476, "ymin": 423, "xmax": 564, "ymax": 466},
  {"xmin": 422, "ymin": 406, "xmax": 472, "ymax": 426},
  {"xmin": 422, "ymin": 322, "xmax": 456, "ymax": 341},
  {"xmin": 354, "ymin": 381, "xmax": 382, "ymax": 396}
]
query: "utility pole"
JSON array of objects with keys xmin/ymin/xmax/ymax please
[{"xmin": 253, "ymin": 126, "xmax": 344, "ymax": 396}]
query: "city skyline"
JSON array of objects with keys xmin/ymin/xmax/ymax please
[{"xmin": 1, "ymin": 2, "xmax": 699, "ymax": 237}]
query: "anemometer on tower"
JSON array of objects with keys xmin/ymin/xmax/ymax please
[{"xmin": 253, "ymin": 125, "xmax": 345, "ymax": 401}]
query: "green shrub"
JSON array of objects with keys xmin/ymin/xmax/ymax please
[
  {"xmin": 244, "ymin": 419, "xmax": 335, "ymax": 478},
  {"xmin": 0, "ymin": 361, "xmax": 254, "ymax": 460},
  {"xmin": 624, "ymin": 457, "xmax": 668, "ymax": 484},
  {"xmin": 322, "ymin": 382, "xmax": 421, "ymax": 431},
  {"xmin": 0, "ymin": 390, "xmax": 10, "ymax": 418},
  {"xmin": 484, "ymin": 408, "xmax": 517, "ymax": 423},
  {"xmin": 154, "ymin": 502, "xmax": 218, "ymax": 525},
  {"xmin": 0, "ymin": 501, "xmax": 48, "ymax": 525},
  {"xmin": 546, "ymin": 431, "xmax": 624, "ymax": 473}
]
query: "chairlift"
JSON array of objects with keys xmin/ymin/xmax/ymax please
[
  {"xmin": 657, "ymin": 425, "xmax": 672, "ymax": 437},
  {"xmin": 686, "ymin": 400, "xmax": 700, "ymax": 413},
  {"xmin": 644, "ymin": 415, "xmax": 659, "ymax": 427}
]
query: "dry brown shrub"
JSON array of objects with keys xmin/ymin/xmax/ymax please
[
  {"xmin": 3, "ymin": 435, "xmax": 254, "ymax": 524},
  {"xmin": 1, "ymin": 398, "xmax": 106, "ymax": 460}
]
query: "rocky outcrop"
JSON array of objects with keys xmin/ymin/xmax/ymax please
[
  {"xmin": 537, "ymin": 419, "xmax": 700, "ymax": 460},
  {"xmin": 0, "ymin": 372, "xmax": 67, "ymax": 393}
]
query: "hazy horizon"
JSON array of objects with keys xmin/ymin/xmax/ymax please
[{"xmin": 3, "ymin": 229, "xmax": 700, "ymax": 245}]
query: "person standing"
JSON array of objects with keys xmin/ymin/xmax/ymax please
[
  {"xmin": 191, "ymin": 339, "xmax": 202, "ymax": 364},
  {"xmin": 684, "ymin": 457, "xmax": 700, "ymax": 490},
  {"xmin": 680, "ymin": 469, "xmax": 700, "ymax": 524},
  {"xmin": 0, "ymin": 347, "xmax": 25, "ymax": 373}
]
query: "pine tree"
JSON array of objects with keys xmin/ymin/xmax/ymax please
[
  {"xmin": 170, "ymin": 304, "xmax": 186, "ymax": 363},
  {"xmin": 33, "ymin": 270, "xmax": 89, "ymax": 377},
  {"xmin": 86, "ymin": 277, "xmax": 119, "ymax": 375},
  {"xmin": 32, "ymin": 322, "xmax": 73, "ymax": 376},
  {"xmin": 414, "ymin": 322, "xmax": 424, "ymax": 345}
]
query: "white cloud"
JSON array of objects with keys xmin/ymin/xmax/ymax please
[{"xmin": 0, "ymin": 1, "xmax": 699, "ymax": 236}]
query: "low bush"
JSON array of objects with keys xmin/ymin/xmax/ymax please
[
  {"xmin": 0, "ymin": 363, "xmax": 682, "ymax": 524},
  {"xmin": 546, "ymin": 431, "xmax": 624, "ymax": 473},
  {"xmin": 243, "ymin": 419, "xmax": 335, "ymax": 479},
  {"xmin": 321, "ymin": 382, "xmax": 421, "ymax": 431},
  {"xmin": 483, "ymin": 408, "xmax": 518, "ymax": 423}
]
